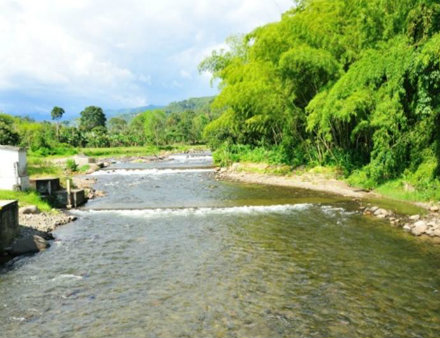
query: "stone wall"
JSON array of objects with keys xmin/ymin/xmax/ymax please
[{"xmin": 0, "ymin": 200, "xmax": 19, "ymax": 251}]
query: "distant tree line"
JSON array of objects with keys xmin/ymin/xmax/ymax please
[{"xmin": 0, "ymin": 103, "xmax": 216, "ymax": 155}]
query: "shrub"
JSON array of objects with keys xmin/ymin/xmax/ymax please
[{"xmin": 65, "ymin": 159, "xmax": 78, "ymax": 172}]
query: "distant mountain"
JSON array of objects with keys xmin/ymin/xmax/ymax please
[
  {"xmin": 104, "ymin": 104, "xmax": 163, "ymax": 121},
  {"xmin": 108, "ymin": 96, "xmax": 216, "ymax": 122},
  {"xmin": 164, "ymin": 96, "xmax": 215, "ymax": 114}
]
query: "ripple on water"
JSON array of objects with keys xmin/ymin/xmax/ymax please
[{"xmin": 1, "ymin": 164, "xmax": 440, "ymax": 338}]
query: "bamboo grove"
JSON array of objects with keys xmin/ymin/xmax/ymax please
[{"xmin": 200, "ymin": 0, "xmax": 440, "ymax": 193}]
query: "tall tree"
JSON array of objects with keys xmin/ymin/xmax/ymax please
[
  {"xmin": 0, "ymin": 114, "xmax": 19, "ymax": 146},
  {"xmin": 79, "ymin": 106, "xmax": 107, "ymax": 132},
  {"xmin": 51, "ymin": 106, "xmax": 65, "ymax": 140},
  {"xmin": 51, "ymin": 106, "xmax": 65, "ymax": 121},
  {"xmin": 144, "ymin": 110, "xmax": 166, "ymax": 147}
]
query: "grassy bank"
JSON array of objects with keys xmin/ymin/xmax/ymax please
[
  {"xmin": 28, "ymin": 144, "xmax": 208, "ymax": 161},
  {"xmin": 213, "ymin": 145, "xmax": 440, "ymax": 204},
  {"xmin": 0, "ymin": 190, "xmax": 52, "ymax": 212},
  {"xmin": 27, "ymin": 144, "xmax": 208, "ymax": 178},
  {"xmin": 27, "ymin": 157, "xmax": 64, "ymax": 178}
]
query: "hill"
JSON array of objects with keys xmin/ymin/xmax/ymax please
[
  {"xmin": 104, "ymin": 104, "xmax": 163, "ymax": 121},
  {"xmin": 109, "ymin": 96, "xmax": 215, "ymax": 122}
]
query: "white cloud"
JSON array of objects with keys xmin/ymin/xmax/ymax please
[
  {"xmin": 180, "ymin": 70, "xmax": 193, "ymax": 80},
  {"xmin": 0, "ymin": 0, "xmax": 293, "ymax": 116}
]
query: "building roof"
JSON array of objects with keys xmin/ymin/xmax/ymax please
[
  {"xmin": 0, "ymin": 200, "xmax": 18, "ymax": 208},
  {"xmin": 0, "ymin": 145, "xmax": 26, "ymax": 152}
]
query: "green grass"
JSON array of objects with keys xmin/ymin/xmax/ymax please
[
  {"xmin": 0, "ymin": 190, "xmax": 52, "ymax": 212},
  {"xmin": 374, "ymin": 179, "xmax": 440, "ymax": 202},
  {"xmin": 80, "ymin": 144, "xmax": 208, "ymax": 158},
  {"xmin": 27, "ymin": 157, "xmax": 64, "ymax": 178},
  {"xmin": 79, "ymin": 164, "xmax": 90, "ymax": 173},
  {"xmin": 28, "ymin": 145, "xmax": 79, "ymax": 158},
  {"xmin": 213, "ymin": 144, "xmax": 288, "ymax": 167},
  {"xmin": 81, "ymin": 145, "xmax": 159, "ymax": 157},
  {"xmin": 27, "ymin": 144, "xmax": 208, "ymax": 178}
]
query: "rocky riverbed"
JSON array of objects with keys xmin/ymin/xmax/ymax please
[{"xmin": 362, "ymin": 204, "xmax": 440, "ymax": 243}]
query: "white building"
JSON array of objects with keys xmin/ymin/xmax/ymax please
[{"xmin": 0, "ymin": 145, "xmax": 30, "ymax": 191}]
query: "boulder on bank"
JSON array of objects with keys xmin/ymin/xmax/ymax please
[
  {"xmin": 430, "ymin": 205, "xmax": 439, "ymax": 212},
  {"xmin": 411, "ymin": 221, "xmax": 428, "ymax": 236},
  {"xmin": 19, "ymin": 205, "xmax": 40, "ymax": 214},
  {"xmin": 374, "ymin": 208, "xmax": 390, "ymax": 218},
  {"xmin": 86, "ymin": 163, "xmax": 101, "ymax": 174},
  {"xmin": 7, "ymin": 235, "xmax": 49, "ymax": 256},
  {"xmin": 409, "ymin": 214, "xmax": 420, "ymax": 221}
]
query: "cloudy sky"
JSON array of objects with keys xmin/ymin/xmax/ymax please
[{"xmin": 0, "ymin": 0, "xmax": 293, "ymax": 119}]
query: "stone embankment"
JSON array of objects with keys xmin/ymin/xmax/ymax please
[{"xmin": 362, "ymin": 205, "xmax": 440, "ymax": 243}]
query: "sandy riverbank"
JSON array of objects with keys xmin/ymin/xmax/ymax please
[
  {"xmin": 216, "ymin": 163, "xmax": 376, "ymax": 199},
  {"xmin": 216, "ymin": 163, "xmax": 440, "ymax": 243}
]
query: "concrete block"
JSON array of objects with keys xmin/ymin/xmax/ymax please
[
  {"xmin": 0, "ymin": 200, "xmax": 19, "ymax": 251},
  {"xmin": 29, "ymin": 177, "xmax": 61, "ymax": 196},
  {"xmin": 54, "ymin": 189, "xmax": 86, "ymax": 208},
  {"xmin": 74, "ymin": 155, "xmax": 96, "ymax": 167}
]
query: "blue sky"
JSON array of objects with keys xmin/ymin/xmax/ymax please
[{"xmin": 0, "ymin": 0, "xmax": 293, "ymax": 120}]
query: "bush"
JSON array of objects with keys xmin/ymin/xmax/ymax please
[
  {"xmin": 65, "ymin": 159, "xmax": 78, "ymax": 172},
  {"xmin": 212, "ymin": 143, "xmax": 295, "ymax": 167}
]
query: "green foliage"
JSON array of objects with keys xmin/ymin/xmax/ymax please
[
  {"xmin": 144, "ymin": 110, "xmax": 166, "ymax": 146},
  {"xmin": 79, "ymin": 164, "xmax": 90, "ymax": 173},
  {"xmin": 0, "ymin": 100, "xmax": 209, "ymax": 161},
  {"xmin": 0, "ymin": 113, "xmax": 20, "ymax": 145},
  {"xmin": 80, "ymin": 106, "xmax": 107, "ymax": 131},
  {"xmin": 81, "ymin": 144, "xmax": 207, "ymax": 158},
  {"xmin": 202, "ymin": 0, "xmax": 440, "ymax": 200},
  {"xmin": 65, "ymin": 159, "xmax": 78, "ymax": 172},
  {"xmin": 213, "ymin": 143, "xmax": 290, "ymax": 167},
  {"xmin": 82, "ymin": 145, "xmax": 160, "ymax": 157},
  {"xmin": 27, "ymin": 157, "xmax": 64, "ymax": 177},
  {"xmin": 0, "ymin": 190, "xmax": 52, "ymax": 212},
  {"xmin": 51, "ymin": 106, "xmax": 65, "ymax": 121},
  {"xmin": 164, "ymin": 97, "xmax": 215, "ymax": 114},
  {"xmin": 108, "ymin": 117, "xmax": 127, "ymax": 134},
  {"xmin": 83, "ymin": 126, "xmax": 110, "ymax": 148}
]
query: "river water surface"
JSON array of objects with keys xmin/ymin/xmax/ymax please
[{"xmin": 1, "ymin": 154, "xmax": 440, "ymax": 337}]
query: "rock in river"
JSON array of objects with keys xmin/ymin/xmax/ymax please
[
  {"xmin": 374, "ymin": 208, "xmax": 390, "ymax": 217},
  {"xmin": 411, "ymin": 221, "xmax": 428, "ymax": 236},
  {"xmin": 7, "ymin": 235, "xmax": 50, "ymax": 256},
  {"xmin": 19, "ymin": 205, "xmax": 40, "ymax": 214}
]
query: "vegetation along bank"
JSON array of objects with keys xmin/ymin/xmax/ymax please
[{"xmin": 200, "ymin": 0, "xmax": 440, "ymax": 204}]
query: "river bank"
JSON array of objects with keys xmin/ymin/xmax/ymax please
[
  {"xmin": 0, "ymin": 208, "xmax": 77, "ymax": 264},
  {"xmin": 216, "ymin": 162, "xmax": 440, "ymax": 243}
]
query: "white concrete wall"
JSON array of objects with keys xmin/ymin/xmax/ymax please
[{"xmin": 0, "ymin": 147, "xmax": 30, "ymax": 190}]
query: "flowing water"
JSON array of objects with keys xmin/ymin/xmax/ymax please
[{"xmin": 1, "ymin": 153, "xmax": 440, "ymax": 338}]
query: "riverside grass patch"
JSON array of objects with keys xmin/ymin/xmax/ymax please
[{"xmin": 0, "ymin": 190, "xmax": 52, "ymax": 212}]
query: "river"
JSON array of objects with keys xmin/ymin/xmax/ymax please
[{"xmin": 1, "ymin": 153, "xmax": 440, "ymax": 337}]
